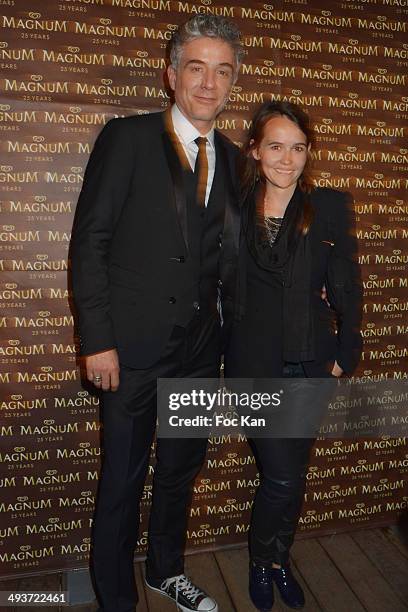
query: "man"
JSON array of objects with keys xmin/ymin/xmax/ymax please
[{"xmin": 71, "ymin": 15, "xmax": 243, "ymax": 612}]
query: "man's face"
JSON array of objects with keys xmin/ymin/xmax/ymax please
[{"xmin": 167, "ymin": 36, "xmax": 236, "ymax": 134}]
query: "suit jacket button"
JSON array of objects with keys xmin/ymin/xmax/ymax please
[
  {"xmin": 169, "ymin": 297, "xmax": 176, "ymax": 304},
  {"xmin": 179, "ymin": 256, "xmax": 185, "ymax": 263},
  {"xmin": 193, "ymin": 301, "xmax": 200, "ymax": 311}
]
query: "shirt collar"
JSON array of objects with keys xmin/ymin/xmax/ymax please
[{"xmin": 171, "ymin": 104, "xmax": 215, "ymax": 151}]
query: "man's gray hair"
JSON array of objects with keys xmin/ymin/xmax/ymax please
[{"xmin": 170, "ymin": 15, "xmax": 244, "ymax": 76}]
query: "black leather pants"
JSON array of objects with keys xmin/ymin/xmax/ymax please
[{"xmin": 248, "ymin": 362, "xmax": 315, "ymax": 566}]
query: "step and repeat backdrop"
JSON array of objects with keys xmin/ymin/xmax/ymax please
[{"xmin": 0, "ymin": 0, "xmax": 407, "ymax": 578}]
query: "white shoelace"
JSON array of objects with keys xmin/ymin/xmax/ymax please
[{"xmin": 161, "ymin": 574, "xmax": 204, "ymax": 605}]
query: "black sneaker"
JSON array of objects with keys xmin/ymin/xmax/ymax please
[{"xmin": 145, "ymin": 574, "xmax": 218, "ymax": 612}]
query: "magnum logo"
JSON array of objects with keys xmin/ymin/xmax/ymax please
[
  {"xmin": 46, "ymin": 168, "xmax": 83, "ymax": 184},
  {"xmin": 6, "ymin": 139, "xmax": 72, "ymax": 155},
  {"xmin": 358, "ymin": 252, "xmax": 408, "ymax": 266},
  {"xmin": 24, "ymin": 517, "xmax": 82, "ymax": 535},
  {"xmin": 361, "ymin": 479, "xmax": 405, "ymax": 495},
  {"xmin": 0, "ymin": 256, "xmax": 68, "ymax": 271},
  {"xmin": 54, "ymin": 392, "xmax": 99, "ymax": 409},
  {"xmin": 112, "ymin": 53, "xmax": 166, "ymax": 69},
  {"xmin": 4, "ymin": 313, "xmax": 74, "ymax": 328},
  {"xmin": 0, "ymin": 47, "xmax": 36, "ymax": 62},
  {"xmin": 357, "ymin": 226, "xmax": 398, "ymax": 240},
  {"xmin": 58, "ymin": 492, "xmax": 95, "ymax": 508},
  {"xmin": 187, "ymin": 524, "xmax": 231, "ymax": 540},
  {"xmin": 177, "ymin": 2, "xmax": 235, "ymax": 17},
  {"xmin": 56, "ymin": 443, "xmax": 100, "ymax": 460},
  {"xmin": 327, "ymin": 94, "xmax": 376, "ymax": 111},
  {"xmin": 270, "ymin": 91, "xmax": 324, "ymax": 107},
  {"xmin": 73, "ymin": 20, "xmax": 140, "ymax": 37},
  {"xmin": 205, "ymin": 499, "xmax": 253, "ymax": 516},
  {"xmin": 299, "ymin": 12, "xmax": 353, "ymax": 27},
  {"xmin": 298, "ymin": 12, "xmax": 406, "ymax": 32},
  {"xmin": 340, "ymin": 459, "xmax": 385, "ymax": 475},
  {"xmin": 0, "ymin": 497, "xmax": 52, "ymax": 513},
  {"xmin": 0, "ymin": 227, "xmax": 40, "ymax": 241},
  {"xmin": 241, "ymin": 63, "xmax": 295, "ymax": 78},
  {"xmin": 0, "ymin": 167, "xmax": 38, "ymax": 183},
  {"xmin": 18, "ymin": 420, "xmax": 80, "ymax": 436},
  {"xmin": 364, "ymin": 297, "xmax": 408, "ymax": 314},
  {"xmin": 0, "ymin": 341, "xmax": 46, "ymax": 359},
  {"xmin": 75, "ymin": 80, "xmax": 138, "ymax": 97},
  {"xmin": 363, "ymin": 437, "xmax": 407, "ymax": 450},
  {"xmin": 0, "ymin": 448, "xmax": 50, "ymax": 463},
  {"xmin": 60, "ymin": 538, "xmax": 91, "ymax": 555},
  {"xmin": 23, "ymin": 471, "xmax": 81, "ymax": 487},
  {"xmin": 15, "ymin": 367, "xmax": 77, "ymax": 384},
  {"xmin": 312, "ymin": 484, "xmax": 358, "ymax": 502},
  {"xmin": 0, "ymin": 476, "xmax": 17, "ymax": 488},
  {"xmin": 194, "ymin": 479, "xmax": 231, "ymax": 494},
  {"xmin": 0, "ymin": 106, "xmax": 107, "ymax": 125},
  {"xmin": 326, "ymin": 40, "xmax": 379, "ymax": 57},
  {"xmin": 41, "ymin": 50, "xmax": 106, "ymax": 66},
  {"xmin": 269, "ymin": 36, "xmax": 322, "ymax": 53},
  {"xmin": 338, "ymin": 503, "xmax": 383, "ymax": 519},
  {"xmin": 207, "ymin": 453, "xmax": 256, "ymax": 469},
  {"xmin": 239, "ymin": 8, "xmax": 294, "ymax": 21},
  {"xmin": 4, "ymin": 76, "xmax": 70, "ymax": 95},
  {"xmin": 2, "ymin": 16, "xmax": 68, "ymax": 32},
  {"xmin": 0, "ymin": 0, "xmax": 407, "ymax": 576},
  {"xmin": 112, "ymin": 0, "xmax": 171, "ymax": 8},
  {"xmin": 306, "ymin": 466, "xmax": 337, "ymax": 481},
  {"xmin": 314, "ymin": 442, "xmax": 360, "ymax": 457},
  {"xmin": 1, "ymin": 393, "xmax": 46, "ymax": 414},
  {"xmin": 0, "ymin": 284, "xmax": 44, "ymax": 299},
  {"xmin": 298, "ymin": 510, "xmax": 334, "ymax": 526},
  {"xmin": 361, "ymin": 323, "xmax": 393, "ymax": 340},
  {"xmin": 0, "ymin": 545, "xmax": 55, "ymax": 563},
  {"xmin": 236, "ymin": 476, "xmax": 259, "ymax": 489},
  {"xmin": 4, "ymin": 199, "xmax": 73, "ymax": 214},
  {"xmin": 42, "ymin": 110, "xmax": 106, "ymax": 125}
]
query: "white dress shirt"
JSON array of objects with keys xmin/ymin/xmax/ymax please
[{"xmin": 171, "ymin": 104, "xmax": 216, "ymax": 207}]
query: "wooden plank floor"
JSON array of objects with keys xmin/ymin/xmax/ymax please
[{"xmin": 1, "ymin": 526, "xmax": 407, "ymax": 611}]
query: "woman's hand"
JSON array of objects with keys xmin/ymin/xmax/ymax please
[{"xmin": 331, "ymin": 361, "xmax": 343, "ymax": 377}]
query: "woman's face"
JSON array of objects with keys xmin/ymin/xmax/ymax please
[{"xmin": 252, "ymin": 115, "xmax": 310, "ymax": 192}]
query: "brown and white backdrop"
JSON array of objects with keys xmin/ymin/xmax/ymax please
[{"xmin": 0, "ymin": 0, "xmax": 407, "ymax": 579}]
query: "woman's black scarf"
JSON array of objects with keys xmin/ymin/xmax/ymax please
[{"xmin": 243, "ymin": 183, "xmax": 315, "ymax": 363}]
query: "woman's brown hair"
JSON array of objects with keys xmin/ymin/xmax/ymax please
[{"xmin": 240, "ymin": 100, "xmax": 316, "ymax": 236}]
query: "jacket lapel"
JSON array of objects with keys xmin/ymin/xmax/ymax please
[{"xmin": 161, "ymin": 110, "xmax": 190, "ymax": 251}]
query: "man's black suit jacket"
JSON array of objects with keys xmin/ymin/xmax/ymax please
[{"xmin": 70, "ymin": 110, "xmax": 240, "ymax": 368}]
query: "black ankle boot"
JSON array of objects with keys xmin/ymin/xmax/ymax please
[
  {"xmin": 249, "ymin": 562, "xmax": 274, "ymax": 611},
  {"xmin": 270, "ymin": 563, "xmax": 305, "ymax": 609}
]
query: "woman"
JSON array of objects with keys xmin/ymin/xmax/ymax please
[{"xmin": 225, "ymin": 101, "xmax": 362, "ymax": 611}]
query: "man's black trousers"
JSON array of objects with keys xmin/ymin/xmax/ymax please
[{"xmin": 91, "ymin": 314, "xmax": 220, "ymax": 612}]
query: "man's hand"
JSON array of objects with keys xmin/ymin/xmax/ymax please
[
  {"xmin": 331, "ymin": 361, "xmax": 343, "ymax": 377},
  {"xmin": 85, "ymin": 349, "xmax": 120, "ymax": 392}
]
